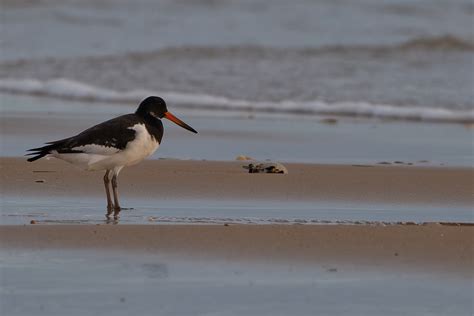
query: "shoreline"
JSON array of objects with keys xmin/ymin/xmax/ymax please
[{"xmin": 3, "ymin": 98, "xmax": 473, "ymax": 166}]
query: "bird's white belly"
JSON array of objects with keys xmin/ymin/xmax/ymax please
[{"xmin": 52, "ymin": 124, "xmax": 159, "ymax": 171}]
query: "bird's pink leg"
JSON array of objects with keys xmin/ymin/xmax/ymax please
[
  {"xmin": 111, "ymin": 173, "xmax": 121, "ymax": 219},
  {"xmin": 103, "ymin": 170, "xmax": 114, "ymax": 219}
]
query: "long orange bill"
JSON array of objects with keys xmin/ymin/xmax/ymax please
[{"xmin": 163, "ymin": 112, "xmax": 198, "ymax": 134}]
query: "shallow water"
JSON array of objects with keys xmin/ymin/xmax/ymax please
[
  {"xmin": 1, "ymin": 196, "xmax": 472, "ymax": 225},
  {"xmin": 0, "ymin": 249, "xmax": 472, "ymax": 316}
]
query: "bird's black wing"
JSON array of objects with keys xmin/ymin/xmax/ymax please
[{"xmin": 26, "ymin": 114, "xmax": 142, "ymax": 162}]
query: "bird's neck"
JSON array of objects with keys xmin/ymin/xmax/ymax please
[{"xmin": 140, "ymin": 114, "xmax": 164, "ymax": 143}]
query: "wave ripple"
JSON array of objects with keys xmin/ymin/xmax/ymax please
[{"xmin": 1, "ymin": 78, "xmax": 472, "ymax": 123}]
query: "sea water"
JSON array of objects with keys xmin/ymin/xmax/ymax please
[{"xmin": 0, "ymin": 0, "xmax": 473, "ymax": 122}]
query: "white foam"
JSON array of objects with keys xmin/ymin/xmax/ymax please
[{"xmin": 1, "ymin": 77, "xmax": 473, "ymax": 123}]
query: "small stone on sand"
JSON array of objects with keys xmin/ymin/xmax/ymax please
[{"xmin": 320, "ymin": 118, "xmax": 338, "ymax": 125}]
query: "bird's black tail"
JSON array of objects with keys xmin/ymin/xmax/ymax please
[
  {"xmin": 25, "ymin": 141, "xmax": 64, "ymax": 162},
  {"xmin": 26, "ymin": 152, "xmax": 48, "ymax": 162}
]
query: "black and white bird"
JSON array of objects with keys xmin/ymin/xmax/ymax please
[{"xmin": 26, "ymin": 96, "xmax": 197, "ymax": 220}]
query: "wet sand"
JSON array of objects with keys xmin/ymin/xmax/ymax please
[
  {"xmin": 1, "ymin": 224, "xmax": 472, "ymax": 275},
  {"xmin": 1, "ymin": 157, "xmax": 472, "ymax": 205},
  {"xmin": 2, "ymin": 245, "xmax": 472, "ymax": 316}
]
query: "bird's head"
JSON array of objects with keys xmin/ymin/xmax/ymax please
[{"xmin": 136, "ymin": 96, "xmax": 197, "ymax": 134}]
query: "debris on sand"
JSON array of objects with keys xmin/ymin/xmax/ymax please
[
  {"xmin": 379, "ymin": 161, "xmax": 415, "ymax": 166},
  {"xmin": 243, "ymin": 162, "xmax": 288, "ymax": 174}
]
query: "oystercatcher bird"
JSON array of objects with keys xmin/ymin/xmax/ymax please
[{"xmin": 26, "ymin": 96, "xmax": 197, "ymax": 219}]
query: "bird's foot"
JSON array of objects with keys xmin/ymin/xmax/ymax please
[
  {"xmin": 105, "ymin": 205, "xmax": 114, "ymax": 220},
  {"xmin": 113, "ymin": 206, "xmax": 121, "ymax": 220}
]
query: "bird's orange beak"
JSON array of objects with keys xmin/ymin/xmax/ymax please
[{"xmin": 163, "ymin": 112, "xmax": 197, "ymax": 134}]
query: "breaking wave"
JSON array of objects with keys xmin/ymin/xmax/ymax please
[
  {"xmin": 1, "ymin": 77, "xmax": 473, "ymax": 123},
  {"xmin": 397, "ymin": 35, "xmax": 474, "ymax": 51},
  {"xmin": 133, "ymin": 35, "xmax": 474, "ymax": 57}
]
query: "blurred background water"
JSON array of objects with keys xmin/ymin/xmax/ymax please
[{"xmin": 1, "ymin": 0, "xmax": 473, "ymax": 122}]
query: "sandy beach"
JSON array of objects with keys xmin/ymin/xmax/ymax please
[
  {"xmin": 1, "ymin": 157, "xmax": 472, "ymax": 205},
  {"xmin": 1, "ymin": 156, "xmax": 472, "ymax": 274},
  {"xmin": 2, "ymin": 110, "xmax": 473, "ymax": 316}
]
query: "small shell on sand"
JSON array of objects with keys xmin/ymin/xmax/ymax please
[
  {"xmin": 235, "ymin": 155, "xmax": 254, "ymax": 161},
  {"xmin": 243, "ymin": 162, "xmax": 288, "ymax": 174}
]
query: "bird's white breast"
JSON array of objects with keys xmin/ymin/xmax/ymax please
[{"xmin": 122, "ymin": 123, "xmax": 160, "ymax": 166}]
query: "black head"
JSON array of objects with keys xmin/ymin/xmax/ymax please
[
  {"xmin": 136, "ymin": 96, "xmax": 197, "ymax": 134},
  {"xmin": 136, "ymin": 96, "xmax": 168, "ymax": 118}
]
